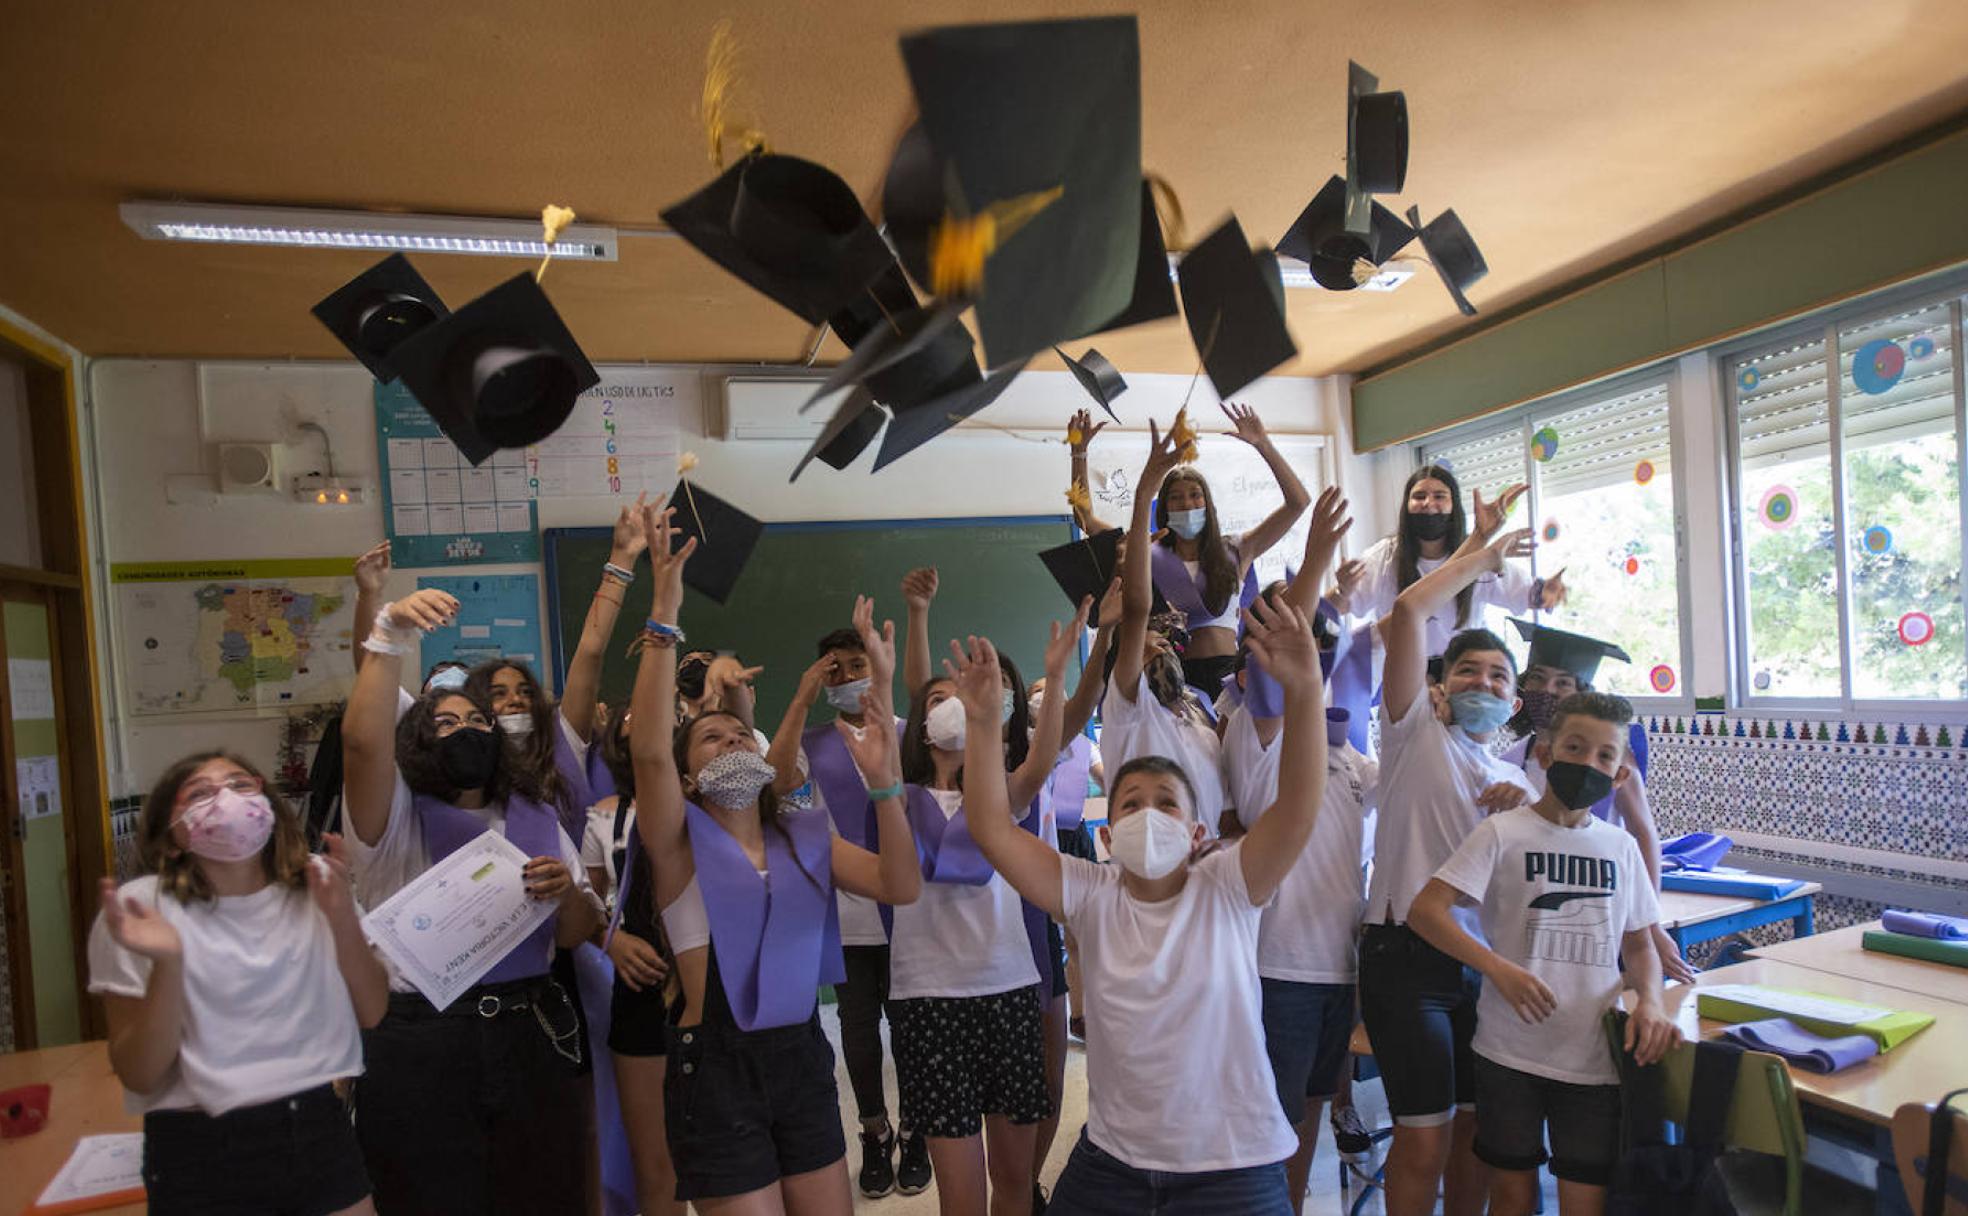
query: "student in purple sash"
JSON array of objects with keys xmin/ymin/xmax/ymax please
[
  {"xmin": 1359, "ymin": 526, "xmax": 1542, "ymax": 1216},
  {"xmin": 950, "ymin": 543, "xmax": 1335, "ymax": 1215},
  {"xmin": 341, "ymin": 586, "xmax": 605, "ymax": 1216},
  {"xmin": 89, "ymin": 752, "xmax": 387, "ymax": 1216},
  {"xmin": 1486, "ymin": 620, "xmax": 1697, "ymax": 984},
  {"xmin": 1099, "ymin": 431, "xmax": 1227, "ymax": 835},
  {"xmin": 1408, "ymin": 690, "xmax": 1681, "ymax": 1216},
  {"xmin": 889, "ymin": 575, "xmax": 1088, "ymax": 1216},
  {"xmin": 1325, "ymin": 467, "xmax": 1565, "ymax": 658},
  {"xmin": 628, "ymin": 500, "xmax": 922, "ymax": 1216},
  {"xmin": 762, "ymin": 611, "xmax": 925, "ymax": 1200}
]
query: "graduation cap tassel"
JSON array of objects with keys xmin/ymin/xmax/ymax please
[
  {"xmin": 928, "ymin": 185, "xmax": 1065, "ymax": 298},
  {"xmin": 1177, "ymin": 310, "xmax": 1224, "ymax": 413},
  {"xmin": 1144, "ymin": 172, "xmax": 1186, "ymax": 253},
  {"xmin": 535, "ymin": 204, "xmax": 577, "ymax": 284},
  {"xmin": 701, "ymin": 19, "xmax": 768, "ymax": 169}
]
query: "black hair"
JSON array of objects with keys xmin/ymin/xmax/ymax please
[
  {"xmin": 422, "ymin": 659, "xmax": 468, "ymax": 684},
  {"xmin": 815, "ymin": 628, "xmax": 865, "ymax": 658},
  {"xmin": 1154, "ymin": 467, "xmax": 1240, "ymax": 614},
  {"xmin": 1439, "ymin": 628, "xmax": 1519, "ymax": 688},
  {"xmin": 1548, "ymin": 690, "xmax": 1633, "ymax": 738},
  {"xmin": 1110, "ymin": 755, "xmax": 1200, "ymax": 817},
  {"xmin": 1397, "ymin": 464, "xmax": 1475, "ymax": 630},
  {"xmin": 463, "ymin": 659, "xmax": 572, "ymax": 817},
  {"xmin": 598, "ymin": 701, "xmax": 635, "ymax": 804},
  {"xmin": 396, "ymin": 686, "xmax": 546, "ymax": 806},
  {"xmin": 899, "ymin": 655, "xmax": 1031, "ymax": 787}
]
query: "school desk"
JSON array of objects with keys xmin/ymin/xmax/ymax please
[
  {"xmin": 1659, "ymin": 880, "xmax": 1821, "ymax": 954},
  {"xmin": 1749, "ymin": 921, "xmax": 1968, "ymax": 1007},
  {"xmin": 0, "ymin": 1039, "xmax": 144, "ymax": 1214}
]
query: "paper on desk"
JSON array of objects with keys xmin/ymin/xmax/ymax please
[
  {"xmin": 1698, "ymin": 982, "xmax": 1935, "ymax": 1051},
  {"xmin": 1700, "ymin": 983, "xmax": 1890, "ymax": 1024},
  {"xmin": 361, "ymin": 829, "xmax": 557, "ymax": 1010},
  {"xmin": 33, "ymin": 1132, "xmax": 146, "ymax": 1214}
]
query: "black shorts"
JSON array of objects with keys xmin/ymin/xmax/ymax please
[
  {"xmin": 608, "ymin": 972, "xmax": 672, "ymax": 1057},
  {"xmin": 1259, "ymin": 979, "xmax": 1356, "ymax": 1124},
  {"xmin": 665, "ymin": 1013, "xmax": 846, "ymax": 1200},
  {"xmin": 1358, "ymin": 923, "xmax": 1481, "ymax": 1127},
  {"xmin": 143, "ymin": 1084, "xmax": 370, "ymax": 1216},
  {"xmin": 1046, "ymin": 917, "xmax": 1070, "ymax": 1000},
  {"xmin": 891, "ymin": 985, "xmax": 1051, "ymax": 1139},
  {"xmin": 1471, "ymin": 1054, "xmax": 1622, "ymax": 1185},
  {"xmin": 1058, "ymin": 821, "xmax": 1099, "ymax": 862}
]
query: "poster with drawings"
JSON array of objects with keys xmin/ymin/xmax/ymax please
[{"xmin": 525, "ymin": 368, "xmax": 693, "ymax": 498}]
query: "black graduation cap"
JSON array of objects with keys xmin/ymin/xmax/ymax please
[
  {"xmin": 1276, "ymin": 175, "xmax": 1417, "ymax": 292},
  {"xmin": 790, "ymin": 387, "xmax": 884, "ymax": 482},
  {"xmin": 1176, "ymin": 217, "xmax": 1299, "ymax": 399},
  {"xmin": 880, "ymin": 121, "xmax": 946, "ymax": 295},
  {"xmin": 667, "ymin": 479, "xmax": 763, "ymax": 605},
  {"xmin": 661, "ymin": 150, "xmax": 898, "ymax": 326},
  {"xmin": 1035, "ymin": 527, "xmax": 1167, "ymax": 627},
  {"xmin": 1054, "ymin": 346, "xmax": 1126, "ymax": 422},
  {"xmin": 1406, "ymin": 205, "xmax": 1487, "ymax": 316},
  {"xmin": 311, "ymin": 253, "xmax": 450, "ymax": 382},
  {"xmin": 386, "ymin": 272, "xmax": 598, "ymax": 466},
  {"xmin": 799, "ymin": 304, "xmax": 977, "ymax": 417},
  {"xmin": 826, "ymin": 264, "xmax": 921, "ymax": 351},
  {"xmin": 1507, "ymin": 618, "xmax": 1631, "ymax": 687},
  {"xmin": 899, "ymin": 16, "xmax": 1143, "ymax": 367},
  {"xmin": 1345, "ymin": 61, "xmax": 1409, "ymax": 234},
  {"xmin": 873, "ymin": 359, "xmax": 1028, "ymax": 471},
  {"xmin": 1081, "ymin": 179, "xmax": 1179, "ymax": 336}
]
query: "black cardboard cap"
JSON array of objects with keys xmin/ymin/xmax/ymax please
[
  {"xmin": 1039, "ymin": 528, "xmax": 1121, "ymax": 625},
  {"xmin": 1055, "ymin": 346, "xmax": 1126, "ymax": 420},
  {"xmin": 311, "ymin": 253, "xmax": 450, "ymax": 382},
  {"xmin": 1345, "ymin": 61, "xmax": 1409, "ymax": 232},
  {"xmin": 1176, "ymin": 217, "xmax": 1299, "ymax": 399},
  {"xmin": 791, "ymin": 387, "xmax": 885, "ymax": 482},
  {"xmin": 1507, "ymin": 617, "xmax": 1631, "ymax": 686},
  {"xmin": 1407, "ymin": 205, "xmax": 1487, "ymax": 316},
  {"xmin": 667, "ymin": 479, "xmax": 764, "ymax": 605},
  {"xmin": 1277, "ymin": 175, "xmax": 1416, "ymax": 291},
  {"xmin": 1081, "ymin": 178, "xmax": 1179, "ymax": 336},
  {"xmin": 872, "ymin": 358, "xmax": 1028, "ymax": 471}
]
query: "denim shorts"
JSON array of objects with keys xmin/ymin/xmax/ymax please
[
  {"xmin": 1358, "ymin": 923, "xmax": 1481, "ymax": 1126},
  {"xmin": 1048, "ymin": 1128, "xmax": 1291, "ymax": 1215},
  {"xmin": 1472, "ymin": 1054, "xmax": 1622, "ymax": 1185},
  {"xmin": 1258, "ymin": 979, "xmax": 1356, "ymax": 1123},
  {"xmin": 142, "ymin": 1084, "xmax": 369, "ymax": 1216}
]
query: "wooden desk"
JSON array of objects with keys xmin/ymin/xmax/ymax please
[
  {"xmin": 1659, "ymin": 882, "xmax": 1822, "ymax": 952},
  {"xmin": 1748, "ymin": 921, "xmax": 1968, "ymax": 1007},
  {"xmin": 0, "ymin": 1040, "xmax": 143, "ymax": 1215}
]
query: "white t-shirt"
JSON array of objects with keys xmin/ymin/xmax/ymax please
[
  {"xmin": 1061, "ymin": 847, "xmax": 1297, "ymax": 1173},
  {"xmin": 86, "ymin": 875, "xmax": 365, "ymax": 1115},
  {"xmin": 801, "ymin": 717, "xmax": 899, "ymax": 948},
  {"xmin": 1347, "ymin": 536, "xmax": 1534, "ymax": 657},
  {"xmin": 1098, "ymin": 672, "xmax": 1226, "ymax": 836},
  {"xmin": 1366, "ymin": 700, "xmax": 1536, "ymax": 937},
  {"xmin": 1434, "ymin": 808, "xmax": 1661, "ymax": 1085},
  {"xmin": 887, "ymin": 788, "xmax": 1040, "ymax": 1001},
  {"xmin": 1223, "ymin": 708, "xmax": 1377, "ymax": 983},
  {"xmin": 348, "ymin": 772, "xmax": 596, "ymax": 992},
  {"xmin": 578, "ymin": 798, "xmax": 634, "ymax": 912}
]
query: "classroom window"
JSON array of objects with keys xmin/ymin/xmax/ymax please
[{"xmin": 1727, "ymin": 298, "xmax": 1966, "ymax": 703}]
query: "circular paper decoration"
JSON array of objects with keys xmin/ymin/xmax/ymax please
[
  {"xmin": 1649, "ymin": 665, "xmax": 1676, "ymax": 693},
  {"xmin": 1530, "ymin": 427, "xmax": 1560, "ymax": 462},
  {"xmin": 1542, "ymin": 519, "xmax": 1561, "ymax": 542},
  {"xmin": 1623, "ymin": 555, "xmax": 1642, "ymax": 576},
  {"xmin": 1909, "ymin": 335, "xmax": 1936, "ymax": 360},
  {"xmin": 1898, "ymin": 611, "xmax": 1935, "ymax": 646},
  {"xmin": 1633, "ymin": 459, "xmax": 1656, "ymax": 486},
  {"xmin": 1862, "ymin": 525, "xmax": 1893, "ymax": 555},
  {"xmin": 1753, "ymin": 670, "xmax": 1772, "ymax": 691},
  {"xmin": 1758, "ymin": 485, "xmax": 1798, "ymax": 530},
  {"xmin": 1737, "ymin": 366, "xmax": 1761, "ymax": 393},
  {"xmin": 1852, "ymin": 338, "xmax": 1907, "ymax": 396}
]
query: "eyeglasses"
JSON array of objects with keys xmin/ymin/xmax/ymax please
[
  {"xmin": 177, "ymin": 774, "xmax": 262, "ymax": 811},
  {"xmin": 433, "ymin": 711, "xmax": 494, "ymax": 737}
]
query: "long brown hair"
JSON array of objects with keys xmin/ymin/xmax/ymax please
[
  {"xmin": 138, "ymin": 752, "xmax": 311, "ymax": 904},
  {"xmin": 1155, "ymin": 467, "xmax": 1239, "ymax": 615},
  {"xmin": 463, "ymin": 660, "xmax": 570, "ymax": 815},
  {"xmin": 1397, "ymin": 464, "xmax": 1475, "ymax": 629}
]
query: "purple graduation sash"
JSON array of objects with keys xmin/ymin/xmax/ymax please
[
  {"xmin": 1244, "ymin": 653, "xmax": 1288, "ymax": 719},
  {"xmin": 1046, "ymin": 735, "xmax": 1094, "ymax": 829},
  {"xmin": 1327, "ymin": 613, "xmax": 1377, "ymax": 756},
  {"xmin": 802, "ymin": 718, "xmax": 903, "ymax": 850},
  {"xmin": 904, "ymin": 785, "xmax": 996, "ymax": 885},
  {"xmin": 684, "ymin": 800, "xmax": 845, "ymax": 1031},
  {"xmin": 1150, "ymin": 540, "xmax": 1259, "ymax": 627},
  {"xmin": 415, "ymin": 791, "xmax": 563, "ymax": 985},
  {"xmin": 585, "ymin": 739, "xmax": 617, "ymax": 803}
]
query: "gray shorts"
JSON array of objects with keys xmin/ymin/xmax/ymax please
[{"xmin": 1471, "ymin": 1053, "xmax": 1621, "ymax": 1186}]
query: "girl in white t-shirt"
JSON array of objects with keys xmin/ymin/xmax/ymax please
[{"xmin": 88, "ymin": 750, "xmax": 388, "ymax": 1216}]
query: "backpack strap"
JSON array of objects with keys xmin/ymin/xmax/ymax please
[
  {"xmin": 611, "ymin": 797, "xmax": 633, "ymax": 888},
  {"xmin": 1925, "ymin": 1087, "xmax": 1968, "ymax": 1216},
  {"xmin": 1606, "ymin": 1010, "xmax": 1671, "ymax": 1153},
  {"xmin": 1684, "ymin": 1039, "xmax": 1745, "ymax": 1154}
]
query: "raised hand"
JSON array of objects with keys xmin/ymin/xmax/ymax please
[
  {"xmin": 386, "ymin": 588, "xmax": 459, "ymax": 631},
  {"xmin": 608, "ymin": 929, "xmax": 669, "ymax": 992},
  {"xmin": 609, "ymin": 491, "xmax": 652, "ymax": 566},
  {"xmin": 1471, "ymin": 483, "xmax": 1528, "ymax": 541},
  {"xmin": 842, "ymin": 709, "xmax": 901, "ymax": 786},
  {"xmin": 1043, "ymin": 598, "xmax": 1093, "ymax": 677},
  {"xmin": 1095, "ymin": 576, "xmax": 1124, "ymax": 629},
  {"xmin": 98, "ymin": 878, "xmax": 181, "ymax": 961},
  {"xmin": 1486, "ymin": 526, "xmax": 1535, "ymax": 573},
  {"xmin": 943, "ymin": 636, "xmax": 1005, "ymax": 723},
  {"xmin": 901, "ymin": 567, "xmax": 939, "ymax": 612},
  {"xmin": 1242, "ymin": 595, "xmax": 1320, "ymax": 692},
  {"xmin": 1301, "ymin": 485, "xmax": 1353, "ymax": 585},
  {"xmin": 1137, "ymin": 419, "xmax": 1182, "ymax": 494},
  {"xmin": 642, "ymin": 498, "xmax": 697, "ymax": 622},
  {"xmin": 306, "ymin": 833, "xmax": 359, "ymax": 923},
  {"xmin": 794, "ymin": 654, "xmax": 837, "ymax": 710},
  {"xmin": 852, "ymin": 595, "xmax": 897, "ymax": 692},
  {"xmin": 354, "ymin": 541, "xmax": 391, "ymax": 594},
  {"xmin": 704, "ymin": 656, "xmax": 762, "ymax": 711},
  {"xmin": 1537, "ymin": 568, "xmax": 1568, "ymax": 610},
  {"xmin": 1219, "ymin": 401, "xmax": 1270, "ymax": 448}
]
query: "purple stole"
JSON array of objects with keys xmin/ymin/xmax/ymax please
[
  {"xmin": 1046, "ymin": 735, "xmax": 1094, "ymax": 829},
  {"xmin": 802, "ymin": 719, "xmax": 903, "ymax": 850},
  {"xmin": 685, "ymin": 801, "xmax": 845, "ymax": 1031},
  {"xmin": 415, "ymin": 792, "xmax": 562, "ymax": 985},
  {"xmin": 585, "ymin": 741, "xmax": 616, "ymax": 803},
  {"xmin": 907, "ymin": 784, "xmax": 1055, "ymax": 992},
  {"xmin": 1244, "ymin": 654, "xmax": 1288, "ymax": 719},
  {"xmin": 1151, "ymin": 540, "xmax": 1259, "ymax": 628},
  {"xmin": 1325, "ymin": 606, "xmax": 1378, "ymax": 756},
  {"xmin": 550, "ymin": 719, "xmax": 595, "ymax": 841}
]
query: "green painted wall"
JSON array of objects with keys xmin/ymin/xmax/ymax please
[
  {"xmin": 6, "ymin": 599, "xmax": 80, "ymax": 1047},
  {"xmin": 1354, "ymin": 126, "xmax": 1968, "ymax": 450}
]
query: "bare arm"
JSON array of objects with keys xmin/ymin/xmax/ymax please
[
  {"xmin": 95, "ymin": 881, "xmax": 184, "ymax": 1094},
  {"xmin": 1113, "ymin": 421, "xmax": 1183, "ymax": 700},
  {"xmin": 900, "ymin": 567, "xmax": 938, "ymax": 697},
  {"xmin": 1060, "ymin": 596, "xmax": 1117, "ymax": 742},
  {"xmin": 342, "ymin": 589, "xmax": 459, "ymax": 846},
  {"xmin": 1616, "ymin": 768, "xmax": 1663, "ymax": 889},
  {"xmin": 826, "ymin": 597, "xmax": 921, "ymax": 906},
  {"xmin": 767, "ymin": 655, "xmax": 832, "ymax": 796},
  {"xmin": 564, "ymin": 494, "xmax": 649, "ymax": 743},
  {"xmin": 350, "ymin": 541, "xmax": 390, "ymax": 674},
  {"xmin": 1068, "ymin": 409, "xmax": 1118, "ymax": 535},
  {"xmin": 1620, "ymin": 926, "xmax": 1681, "ymax": 1063},
  {"xmin": 1008, "ymin": 601, "xmax": 1092, "ymax": 810},
  {"xmin": 1220, "ymin": 403, "xmax": 1311, "ymax": 565},
  {"xmin": 629, "ymin": 501, "xmax": 699, "ymax": 908},
  {"xmin": 1411, "ymin": 876, "xmax": 1559, "ymax": 1025},
  {"xmin": 1382, "ymin": 529, "xmax": 1533, "ymax": 724},
  {"xmin": 952, "ymin": 637, "xmax": 1067, "ymax": 918}
]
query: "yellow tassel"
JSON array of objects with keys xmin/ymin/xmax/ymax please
[
  {"xmin": 1169, "ymin": 407, "xmax": 1200, "ymax": 464},
  {"xmin": 701, "ymin": 20, "xmax": 769, "ymax": 169},
  {"xmin": 1066, "ymin": 424, "xmax": 1085, "ymax": 447},
  {"xmin": 1145, "ymin": 172, "xmax": 1186, "ymax": 254},
  {"xmin": 534, "ymin": 204, "xmax": 577, "ymax": 283},
  {"xmin": 1351, "ymin": 257, "xmax": 1379, "ymax": 286},
  {"xmin": 677, "ymin": 451, "xmax": 700, "ymax": 474},
  {"xmin": 927, "ymin": 185, "xmax": 1064, "ymax": 298},
  {"xmin": 1065, "ymin": 482, "xmax": 1091, "ymax": 512}
]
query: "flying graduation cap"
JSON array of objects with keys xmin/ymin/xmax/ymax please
[
  {"xmin": 1035, "ymin": 527, "xmax": 1168, "ymax": 626},
  {"xmin": 1508, "ymin": 618, "xmax": 1631, "ymax": 688},
  {"xmin": 1054, "ymin": 346, "xmax": 1127, "ymax": 422},
  {"xmin": 1406, "ymin": 204, "xmax": 1488, "ymax": 316},
  {"xmin": 311, "ymin": 253, "xmax": 449, "ymax": 381},
  {"xmin": 873, "ymin": 359, "xmax": 1029, "ymax": 471},
  {"xmin": 1344, "ymin": 61, "xmax": 1409, "ymax": 234},
  {"xmin": 1176, "ymin": 217, "xmax": 1299, "ymax": 398},
  {"xmin": 667, "ymin": 479, "xmax": 764, "ymax": 605},
  {"xmin": 1276, "ymin": 175, "xmax": 1416, "ymax": 292},
  {"xmin": 1082, "ymin": 178, "xmax": 1179, "ymax": 335}
]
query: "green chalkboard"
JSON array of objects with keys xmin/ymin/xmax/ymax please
[{"xmin": 544, "ymin": 516, "xmax": 1080, "ymax": 725}]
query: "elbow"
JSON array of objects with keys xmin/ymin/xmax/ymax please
[
  {"xmin": 356, "ymin": 992, "xmax": 389, "ymax": 1030},
  {"xmin": 885, "ymin": 871, "xmax": 923, "ymax": 907}
]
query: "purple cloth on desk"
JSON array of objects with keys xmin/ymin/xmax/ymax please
[
  {"xmin": 1882, "ymin": 909, "xmax": 1968, "ymax": 941},
  {"xmin": 1721, "ymin": 1017, "xmax": 1878, "ymax": 1074},
  {"xmin": 1662, "ymin": 831, "xmax": 1734, "ymax": 873}
]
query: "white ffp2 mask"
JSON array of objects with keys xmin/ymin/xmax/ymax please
[
  {"xmin": 1105, "ymin": 807, "xmax": 1193, "ymax": 880},
  {"xmin": 925, "ymin": 697, "xmax": 967, "ymax": 752}
]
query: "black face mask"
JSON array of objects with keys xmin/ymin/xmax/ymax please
[
  {"xmin": 436, "ymin": 727, "xmax": 501, "ymax": 791},
  {"xmin": 677, "ymin": 656, "xmax": 710, "ymax": 702},
  {"xmin": 1407, "ymin": 510, "xmax": 1453, "ymax": 543},
  {"xmin": 1544, "ymin": 760, "xmax": 1613, "ymax": 810}
]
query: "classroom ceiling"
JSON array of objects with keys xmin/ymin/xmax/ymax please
[{"xmin": 3, "ymin": 1, "xmax": 1968, "ymax": 381}]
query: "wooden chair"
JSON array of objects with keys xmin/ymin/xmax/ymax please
[{"xmin": 1893, "ymin": 1089, "xmax": 1968, "ymax": 1216}]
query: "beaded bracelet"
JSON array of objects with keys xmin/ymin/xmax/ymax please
[{"xmin": 645, "ymin": 619, "xmax": 686, "ymax": 645}]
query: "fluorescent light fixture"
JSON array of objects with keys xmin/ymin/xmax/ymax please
[
  {"xmin": 1164, "ymin": 251, "xmax": 1398, "ymax": 292},
  {"xmin": 120, "ymin": 201, "xmax": 619, "ymax": 261}
]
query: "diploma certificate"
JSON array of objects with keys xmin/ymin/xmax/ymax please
[{"xmin": 362, "ymin": 830, "xmax": 557, "ymax": 1009}]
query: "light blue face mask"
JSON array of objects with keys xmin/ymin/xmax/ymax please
[
  {"xmin": 1449, "ymin": 688, "xmax": 1515, "ymax": 734},
  {"xmin": 1001, "ymin": 689, "xmax": 1017, "ymax": 723},
  {"xmin": 1167, "ymin": 507, "xmax": 1208, "ymax": 540},
  {"xmin": 824, "ymin": 677, "xmax": 872, "ymax": 713},
  {"xmin": 424, "ymin": 666, "xmax": 469, "ymax": 693}
]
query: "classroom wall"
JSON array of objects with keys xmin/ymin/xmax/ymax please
[{"xmin": 84, "ymin": 358, "xmax": 1393, "ymax": 792}]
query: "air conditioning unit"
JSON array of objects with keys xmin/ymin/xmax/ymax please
[
  {"xmin": 217, "ymin": 442, "xmax": 278, "ymax": 493},
  {"xmin": 720, "ymin": 374, "xmax": 838, "ymax": 442}
]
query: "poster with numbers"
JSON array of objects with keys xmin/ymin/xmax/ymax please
[
  {"xmin": 375, "ymin": 383, "xmax": 541, "ymax": 566},
  {"xmin": 525, "ymin": 368, "xmax": 691, "ymax": 498}
]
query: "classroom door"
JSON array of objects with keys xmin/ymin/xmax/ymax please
[{"xmin": 0, "ymin": 588, "xmax": 82, "ymax": 1050}]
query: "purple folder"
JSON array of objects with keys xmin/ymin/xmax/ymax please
[
  {"xmin": 1881, "ymin": 909, "xmax": 1968, "ymax": 940},
  {"xmin": 1661, "ymin": 831, "xmax": 1733, "ymax": 872},
  {"xmin": 1721, "ymin": 1017, "xmax": 1879, "ymax": 1074}
]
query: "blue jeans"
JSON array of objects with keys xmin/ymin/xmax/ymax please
[{"xmin": 1048, "ymin": 1128, "xmax": 1291, "ymax": 1215}]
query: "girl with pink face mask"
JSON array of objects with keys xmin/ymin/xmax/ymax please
[{"xmin": 87, "ymin": 752, "xmax": 389, "ymax": 1216}]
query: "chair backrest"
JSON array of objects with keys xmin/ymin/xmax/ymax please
[{"xmin": 1894, "ymin": 1093, "xmax": 1968, "ymax": 1216}]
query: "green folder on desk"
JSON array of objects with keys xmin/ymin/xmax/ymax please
[
  {"xmin": 1697, "ymin": 982, "xmax": 1935, "ymax": 1051},
  {"xmin": 1862, "ymin": 929, "xmax": 1968, "ymax": 971}
]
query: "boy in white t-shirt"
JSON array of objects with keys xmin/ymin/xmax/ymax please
[{"xmin": 1409, "ymin": 691, "xmax": 1681, "ymax": 1216}]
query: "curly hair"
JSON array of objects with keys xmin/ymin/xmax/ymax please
[
  {"xmin": 395, "ymin": 687, "xmax": 546, "ymax": 806},
  {"xmin": 138, "ymin": 752, "xmax": 311, "ymax": 904}
]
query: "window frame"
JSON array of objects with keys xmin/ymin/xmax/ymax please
[
  {"xmin": 1719, "ymin": 279, "xmax": 1968, "ymax": 716},
  {"xmin": 1416, "ymin": 365, "xmax": 1693, "ymax": 713}
]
